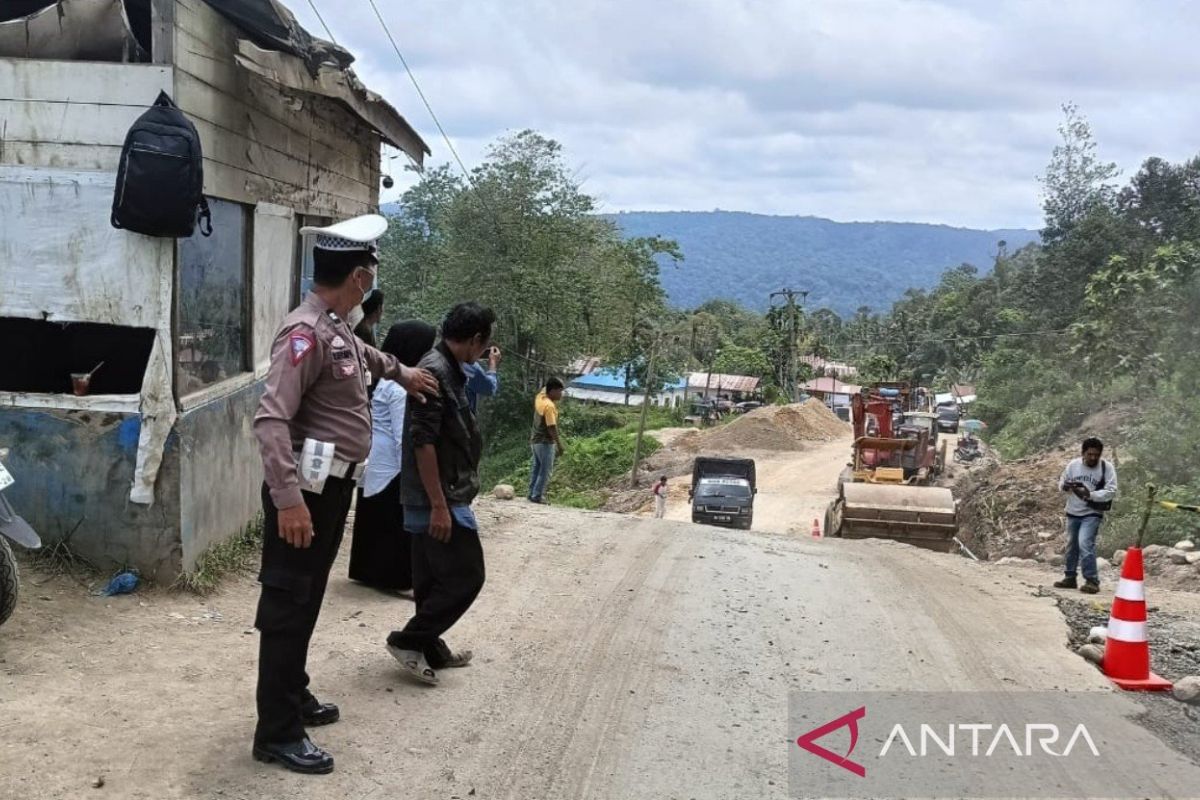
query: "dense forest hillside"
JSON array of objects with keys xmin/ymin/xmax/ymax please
[{"xmin": 605, "ymin": 211, "xmax": 1038, "ymax": 313}]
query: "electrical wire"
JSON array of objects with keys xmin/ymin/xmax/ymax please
[
  {"xmin": 306, "ymin": 0, "xmax": 338, "ymax": 44},
  {"xmin": 365, "ymin": 0, "xmax": 475, "ymax": 186}
]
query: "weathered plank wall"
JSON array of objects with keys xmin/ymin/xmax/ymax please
[
  {"xmin": 171, "ymin": 0, "xmax": 381, "ymax": 219},
  {"xmin": 0, "ymin": 59, "xmax": 173, "ymax": 171},
  {"xmin": 0, "ymin": 168, "xmax": 173, "ymax": 328},
  {"xmin": 251, "ymin": 202, "xmax": 297, "ymax": 374}
]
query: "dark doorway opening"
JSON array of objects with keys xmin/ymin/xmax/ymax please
[{"xmin": 0, "ymin": 318, "xmax": 155, "ymax": 395}]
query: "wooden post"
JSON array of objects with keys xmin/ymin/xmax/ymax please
[
  {"xmin": 1135, "ymin": 484, "xmax": 1157, "ymax": 549},
  {"xmin": 630, "ymin": 338, "xmax": 659, "ymax": 488},
  {"xmin": 150, "ymin": 0, "xmax": 176, "ymax": 65}
]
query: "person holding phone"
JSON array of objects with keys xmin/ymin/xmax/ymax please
[
  {"xmin": 464, "ymin": 345, "xmax": 501, "ymax": 413},
  {"xmin": 1053, "ymin": 437, "xmax": 1118, "ymax": 595}
]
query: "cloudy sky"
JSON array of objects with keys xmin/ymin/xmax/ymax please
[{"xmin": 290, "ymin": 0, "xmax": 1200, "ymax": 230}]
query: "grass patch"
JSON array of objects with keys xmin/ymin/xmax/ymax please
[
  {"xmin": 482, "ymin": 402, "xmax": 676, "ymax": 509},
  {"xmin": 175, "ymin": 515, "xmax": 264, "ymax": 595}
]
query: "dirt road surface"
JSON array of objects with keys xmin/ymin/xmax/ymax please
[
  {"xmin": 2, "ymin": 438, "xmax": 1197, "ymax": 799},
  {"xmin": 660, "ymin": 437, "xmax": 850, "ymax": 533}
]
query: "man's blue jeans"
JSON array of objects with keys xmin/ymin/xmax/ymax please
[
  {"xmin": 1064, "ymin": 514, "xmax": 1102, "ymax": 582},
  {"xmin": 529, "ymin": 443, "xmax": 556, "ymax": 501}
]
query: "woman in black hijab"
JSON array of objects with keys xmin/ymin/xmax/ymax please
[{"xmin": 349, "ymin": 320, "xmax": 436, "ymax": 592}]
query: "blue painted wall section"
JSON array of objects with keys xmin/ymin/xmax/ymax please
[{"xmin": 0, "ymin": 408, "xmax": 182, "ymax": 580}]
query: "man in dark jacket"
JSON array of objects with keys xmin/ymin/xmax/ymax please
[{"xmin": 387, "ymin": 302, "xmax": 495, "ymax": 686}]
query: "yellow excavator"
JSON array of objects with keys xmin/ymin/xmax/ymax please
[{"xmin": 824, "ymin": 390, "xmax": 958, "ymax": 552}]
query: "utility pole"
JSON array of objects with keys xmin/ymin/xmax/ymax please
[
  {"xmin": 630, "ymin": 333, "xmax": 664, "ymax": 488},
  {"xmin": 770, "ymin": 288, "xmax": 808, "ymax": 401}
]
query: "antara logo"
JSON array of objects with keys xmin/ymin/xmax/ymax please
[
  {"xmin": 796, "ymin": 707, "xmax": 867, "ymax": 777},
  {"xmin": 796, "ymin": 708, "xmax": 1101, "ymax": 778}
]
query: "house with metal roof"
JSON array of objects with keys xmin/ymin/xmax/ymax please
[
  {"xmin": 802, "ymin": 376, "xmax": 864, "ymax": 408},
  {"xmin": 686, "ymin": 372, "xmax": 762, "ymax": 402},
  {"xmin": 567, "ymin": 368, "xmax": 688, "ymax": 408}
]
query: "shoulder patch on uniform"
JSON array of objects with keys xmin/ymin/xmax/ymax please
[{"xmin": 290, "ymin": 331, "xmax": 316, "ymax": 365}]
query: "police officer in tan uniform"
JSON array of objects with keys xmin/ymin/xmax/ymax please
[{"xmin": 250, "ymin": 214, "xmax": 436, "ymax": 774}]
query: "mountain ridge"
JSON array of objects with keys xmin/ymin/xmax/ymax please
[
  {"xmin": 380, "ymin": 203, "xmax": 1040, "ymax": 314},
  {"xmin": 605, "ymin": 210, "xmax": 1039, "ymax": 314}
]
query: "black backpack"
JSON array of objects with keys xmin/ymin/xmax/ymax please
[
  {"xmin": 1086, "ymin": 461, "xmax": 1113, "ymax": 513},
  {"xmin": 111, "ymin": 91, "xmax": 212, "ymax": 238}
]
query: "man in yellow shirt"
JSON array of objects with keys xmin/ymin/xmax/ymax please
[{"xmin": 528, "ymin": 378, "xmax": 565, "ymax": 503}]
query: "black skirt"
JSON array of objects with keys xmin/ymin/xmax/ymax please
[{"xmin": 348, "ymin": 475, "xmax": 412, "ymax": 591}]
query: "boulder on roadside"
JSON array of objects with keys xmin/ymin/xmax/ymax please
[
  {"xmin": 1088, "ymin": 626, "xmax": 1108, "ymax": 644},
  {"xmin": 1144, "ymin": 544, "xmax": 1167, "ymax": 558},
  {"xmin": 1111, "ymin": 549, "xmax": 1126, "ymax": 567},
  {"xmin": 1077, "ymin": 644, "xmax": 1104, "ymax": 666},
  {"xmin": 492, "ymin": 484, "xmax": 516, "ymax": 501},
  {"xmin": 1173, "ymin": 676, "xmax": 1200, "ymax": 705},
  {"xmin": 1037, "ymin": 530, "xmax": 1057, "ymax": 540},
  {"xmin": 1175, "ymin": 540, "xmax": 1196, "ymax": 552},
  {"xmin": 1096, "ymin": 557, "xmax": 1112, "ymax": 571},
  {"xmin": 1169, "ymin": 549, "xmax": 1190, "ymax": 565},
  {"xmin": 1186, "ymin": 552, "xmax": 1200, "ymax": 565},
  {"xmin": 1050, "ymin": 554, "xmax": 1066, "ymax": 567}
]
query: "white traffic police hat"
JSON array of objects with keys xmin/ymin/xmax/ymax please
[{"xmin": 300, "ymin": 214, "xmax": 389, "ymax": 254}]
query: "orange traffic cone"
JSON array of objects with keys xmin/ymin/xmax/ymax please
[
  {"xmin": 811, "ymin": 518, "xmax": 821, "ymax": 539},
  {"xmin": 1102, "ymin": 547, "xmax": 1172, "ymax": 691}
]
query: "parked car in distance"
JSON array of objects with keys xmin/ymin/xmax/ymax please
[
  {"xmin": 936, "ymin": 404, "xmax": 960, "ymax": 433},
  {"xmin": 734, "ymin": 401, "xmax": 762, "ymax": 414}
]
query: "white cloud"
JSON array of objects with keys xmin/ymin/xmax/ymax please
[{"xmin": 292, "ymin": 0, "xmax": 1200, "ymax": 228}]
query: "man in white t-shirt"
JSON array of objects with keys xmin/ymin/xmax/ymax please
[{"xmin": 1053, "ymin": 437, "xmax": 1118, "ymax": 594}]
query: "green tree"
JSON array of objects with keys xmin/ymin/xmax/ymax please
[
  {"xmin": 712, "ymin": 344, "xmax": 772, "ymax": 379},
  {"xmin": 1039, "ymin": 102, "xmax": 1119, "ymax": 244}
]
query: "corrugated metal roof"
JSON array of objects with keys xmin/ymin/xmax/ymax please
[
  {"xmin": 566, "ymin": 356, "xmax": 603, "ymax": 376},
  {"xmin": 570, "ymin": 367, "xmax": 686, "ymax": 392},
  {"xmin": 687, "ymin": 372, "xmax": 761, "ymax": 392},
  {"xmin": 802, "ymin": 377, "xmax": 862, "ymax": 395}
]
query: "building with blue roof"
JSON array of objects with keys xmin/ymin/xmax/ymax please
[{"xmin": 566, "ymin": 366, "xmax": 688, "ymax": 407}]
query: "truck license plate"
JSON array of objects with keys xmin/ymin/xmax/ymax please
[
  {"xmin": 712, "ymin": 515, "xmax": 731, "ymax": 523},
  {"xmin": 0, "ymin": 462, "xmax": 13, "ymax": 492}
]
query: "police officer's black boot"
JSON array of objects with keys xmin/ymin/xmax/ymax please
[
  {"xmin": 252, "ymin": 737, "xmax": 335, "ymax": 775},
  {"xmin": 301, "ymin": 697, "xmax": 340, "ymax": 726}
]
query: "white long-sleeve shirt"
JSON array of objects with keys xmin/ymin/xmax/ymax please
[
  {"xmin": 1057, "ymin": 457, "xmax": 1118, "ymax": 517},
  {"xmin": 361, "ymin": 379, "xmax": 407, "ymax": 497}
]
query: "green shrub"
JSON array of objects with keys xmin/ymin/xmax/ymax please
[{"xmin": 482, "ymin": 402, "xmax": 671, "ymax": 509}]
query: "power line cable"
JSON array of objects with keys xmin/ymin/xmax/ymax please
[
  {"xmin": 365, "ymin": 0, "xmax": 475, "ymax": 185},
  {"xmin": 306, "ymin": 0, "xmax": 338, "ymax": 44}
]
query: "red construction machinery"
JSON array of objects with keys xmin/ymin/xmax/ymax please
[{"xmin": 823, "ymin": 386, "xmax": 958, "ymax": 552}]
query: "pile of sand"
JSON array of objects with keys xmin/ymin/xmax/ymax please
[{"xmin": 697, "ymin": 399, "xmax": 848, "ymax": 453}]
